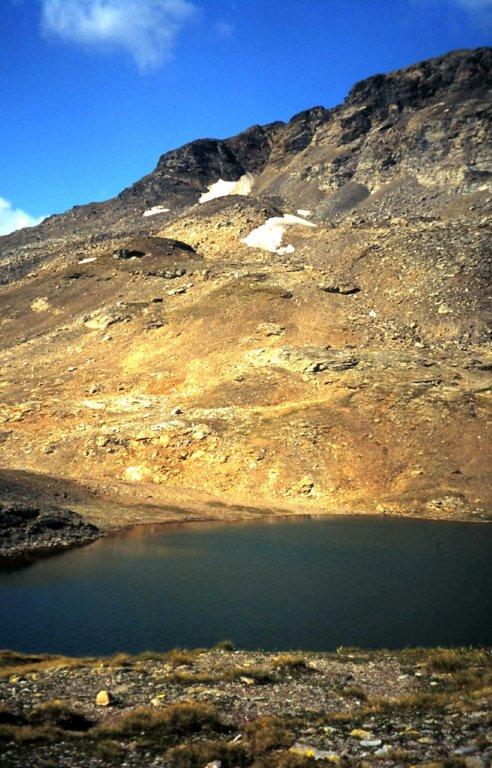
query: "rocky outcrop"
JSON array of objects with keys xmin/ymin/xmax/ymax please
[{"xmin": 0, "ymin": 502, "xmax": 100, "ymax": 565}]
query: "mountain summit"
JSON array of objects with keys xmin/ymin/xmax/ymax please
[{"xmin": 0, "ymin": 48, "xmax": 490, "ymax": 529}]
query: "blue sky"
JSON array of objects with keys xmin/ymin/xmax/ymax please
[{"xmin": 0, "ymin": 0, "xmax": 490, "ymax": 233}]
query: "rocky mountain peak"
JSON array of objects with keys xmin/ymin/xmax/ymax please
[{"xmin": 0, "ymin": 49, "xmax": 490, "ymax": 525}]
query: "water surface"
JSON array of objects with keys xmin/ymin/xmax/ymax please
[{"xmin": 1, "ymin": 516, "xmax": 491, "ymax": 655}]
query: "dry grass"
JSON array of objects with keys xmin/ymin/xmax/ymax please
[
  {"xmin": 223, "ymin": 666, "xmax": 275, "ymax": 684},
  {"xmin": 0, "ymin": 650, "xmax": 95, "ymax": 678},
  {"xmin": 29, "ymin": 700, "xmax": 93, "ymax": 731},
  {"xmin": 134, "ymin": 650, "xmax": 169, "ymax": 662},
  {"xmin": 244, "ymin": 715, "xmax": 295, "ymax": 755},
  {"xmin": 0, "ymin": 723, "xmax": 63, "ymax": 744},
  {"xmin": 341, "ymin": 685, "xmax": 368, "ymax": 701},
  {"xmin": 271, "ymin": 654, "xmax": 308, "ymax": 672},
  {"xmin": 96, "ymin": 701, "xmax": 223, "ymax": 748},
  {"xmin": 425, "ymin": 647, "xmax": 489, "ymax": 673},
  {"xmin": 252, "ymin": 751, "xmax": 316, "ymax": 768},
  {"xmin": 166, "ymin": 739, "xmax": 247, "ymax": 768},
  {"xmin": 0, "ymin": 699, "xmax": 93, "ymax": 745},
  {"xmin": 214, "ymin": 640, "xmax": 236, "ymax": 651},
  {"xmin": 165, "ymin": 648, "xmax": 204, "ymax": 667},
  {"xmin": 167, "ymin": 669, "xmax": 222, "ymax": 685}
]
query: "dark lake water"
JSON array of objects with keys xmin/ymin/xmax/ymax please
[{"xmin": 1, "ymin": 516, "xmax": 491, "ymax": 655}]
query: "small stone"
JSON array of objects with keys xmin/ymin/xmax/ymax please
[
  {"xmin": 204, "ymin": 762, "xmax": 222, "ymax": 768},
  {"xmin": 350, "ymin": 728, "xmax": 373, "ymax": 739},
  {"xmin": 374, "ymin": 745, "xmax": 392, "ymax": 757},
  {"xmin": 418, "ymin": 736, "xmax": 435, "ymax": 744},
  {"xmin": 360, "ymin": 738, "xmax": 382, "ymax": 748},
  {"xmin": 290, "ymin": 743, "xmax": 340, "ymax": 762},
  {"xmin": 95, "ymin": 690, "xmax": 113, "ymax": 706},
  {"xmin": 240, "ymin": 676, "xmax": 255, "ymax": 686}
]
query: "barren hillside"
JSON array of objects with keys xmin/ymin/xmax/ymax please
[{"xmin": 0, "ymin": 48, "xmax": 490, "ymax": 530}]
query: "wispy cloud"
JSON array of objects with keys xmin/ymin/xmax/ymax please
[
  {"xmin": 454, "ymin": 0, "xmax": 492, "ymax": 8},
  {"xmin": 41, "ymin": 0, "xmax": 197, "ymax": 71},
  {"xmin": 453, "ymin": 0, "xmax": 492, "ymax": 28},
  {"xmin": 0, "ymin": 197, "xmax": 45, "ymax": 236},
  {"xmin": 214, "ymin": 20, "xmax": 234, "ymax": 39},
  {"xmin": 419, "ymin": 0, "xmax": 492, "ymax": 25}
]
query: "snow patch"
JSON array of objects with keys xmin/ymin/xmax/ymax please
[
  {"xmin": 297, "ymin": 209, "xmax": 312, "ymax": 217},
  {"xmin": 143, "ymin": 205, "xmax": 170, "ymax": 217},
  {"xmin": 241, "ymin": 214, "xmax": 316, "ymax": 254},
  {"xmin": 199, "ymin": 173, "xmax": 254, "ymax": 204},
  {"xmin": 78, "ymin": 257, "xmax": 97, "ymax": 264}
]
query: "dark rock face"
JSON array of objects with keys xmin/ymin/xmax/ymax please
[
  {"xmin": 0, "ymin": 48, "xmax": 489, "ymax": 283},
  {"xmin": 0, "ymin": 502, "xmax": 100, "ymax": 565},
  {"xmin": 346, "ymin": 47, "xmax": 492, "ymax": 111}
]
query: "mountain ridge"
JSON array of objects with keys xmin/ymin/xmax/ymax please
[
  {"xmin": 1, "ymin": 46, "xmax": 490, "ymax": 271},
  {"xmin": 0, "ymin": 47, "xmax": 490, "ymax": 533}
]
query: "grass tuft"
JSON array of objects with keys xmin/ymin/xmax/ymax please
[
  {"xmin": 245, "ymin": 715, "xmax": 295, "ymax": 755},
  {"xmin": 96, "ymin": 701, "xmax": 223, "ymax": 748},
  {"xmin": 166, "ymin": 739, "xmax": 247, "ymax": 768},
  {"xmin": 224, "ymin": 666, "xmax": 275, "ymax": 684},
  {"xmin": 271, "ymin": 654, "xmax": 308, "ymax": 672}
]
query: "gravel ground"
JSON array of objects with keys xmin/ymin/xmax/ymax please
[{"xmin": 0, "ymin": 646, "xmax": 490, "ymax": 767}]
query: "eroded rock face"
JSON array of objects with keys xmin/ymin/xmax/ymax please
[{"xmin": 0, "ymin": 49, "xmax": 490, "ymax": 526}]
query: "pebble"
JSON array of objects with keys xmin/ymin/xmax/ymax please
[
  {"xmin": 95, "ymin": 689, "xmax": 112, "ymax": 706},
  {"xmin": 360, "ymin": 738, "xmax": 382, "ymax": 747},
  {"xmin": 350, "ymin": 728, "xmax": 373, "ymax": 739}
]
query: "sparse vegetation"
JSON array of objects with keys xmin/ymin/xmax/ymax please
[
  {"xmin": 165, "ymin": 648, "xmax": 204, "ymax": 667},
  {"xmin": 166, "ymin": 739, "xmax": 247, "ymax": 768},
  {"xmin": 167, "ymin": 669, "xmax": 222, "ymax": 685},
  {"xmin": 0, "ymin": 646, "xmax": 489, "ymax": 765},
  {"xmin": 244, "ymin": 716, "xmax": 295, "ymax": 754},
  {"xmin": 95, "ymin": 701, "xmax": 224, "ymax": 748},
  {"xmin": 214, "ymin": 639, "xmax": 236, "ymax": 651},
  {"xmin": 223, "ymin": 665, "xmax": 275, "ymax": 684},
  {"xmin": 425, "ymin": 647, "xmax": 488, "ymax": 672},
  {"xmin": 271, "ymin": 654, "xmax": 308, "ymax": 672},
  {"xmin": 0, "ymin": 650, "xmax": 94, "ymax": 678},
  {"xmin": 252, "ymin": 753, "xmax": 317, "ymax": 768},
  {"xmin": 29, "ymin": 700, "xmax": 93, "ymax": 732}
]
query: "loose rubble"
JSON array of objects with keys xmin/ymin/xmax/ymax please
[{"xmin": 0, "ymin": 646, "xmax": 489, "ymax": 767}]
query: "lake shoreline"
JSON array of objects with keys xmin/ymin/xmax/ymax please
[
  {"xmin": 1, "ymin": 502, "xmax": 490, "ymax": 570},
  {"xmin": 1, "ymin": 462, "xmax": 490, "ymax": 568}
]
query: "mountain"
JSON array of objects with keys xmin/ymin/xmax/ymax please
[{"xmin": 0, "ymin": 48, "xmax": 490, "ymax": 534}]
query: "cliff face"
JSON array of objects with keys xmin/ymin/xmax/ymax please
[{"xmin": 0, "ymin": 49, "xmax": 490, "ymax": 525}]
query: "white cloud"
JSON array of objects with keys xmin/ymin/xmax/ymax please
[
  {"xmin": 41, "ymin": 0, "xmax": 197, "ymax": 71},
  {"xmin": 0, "ymin": 197, "xmax": 45, "ymax": 236}
]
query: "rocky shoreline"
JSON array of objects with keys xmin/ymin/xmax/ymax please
[
  {"xmin": 0, "ymin": 500, "xmax": 100, "ymax": 566},
  {"xmin": 0, "ymin": 646, "xmax": 490, "ymax": 767}
]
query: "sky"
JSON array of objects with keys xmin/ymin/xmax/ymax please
[{"xmin": 0, "ymin": 0, "xmax": 490, "ymax": 234}]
